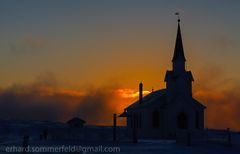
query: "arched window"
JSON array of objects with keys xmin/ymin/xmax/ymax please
[
  {"xmin": 177, "ymin": 112, "xmax": 188, "ymax": 129},
  {"xmin": 152, "ymin": 110, "xmax": 160, "ymax": 128},
  {"xmin": 195, "ymin": 111, "xmax": 200, "ymax": 129}
]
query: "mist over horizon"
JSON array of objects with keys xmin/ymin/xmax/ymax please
[{"xmin": 0, "ymin": 68, "xmax": 239, "ymax": 131}]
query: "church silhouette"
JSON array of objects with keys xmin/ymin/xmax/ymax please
[{"xmin": 120, "ymin": 19, "xmax": 206, "ymax": 139}]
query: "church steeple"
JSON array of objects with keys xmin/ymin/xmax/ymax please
[
  {"xmin": 172, "ymin": 20, "xmax": 186, "ymax": 62},
  {"xmin": 165, "ymin": 14, "xmax": 194, "ymax": 100},
  {"xmin": 172, "ymin": 17, "xmax": 186, "ymax": 73}
]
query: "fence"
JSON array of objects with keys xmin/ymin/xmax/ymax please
[
  {"xmin": 49, "ymin": 126, "xmax": 131, "ymax": 142},
  {"xmin": 176, "ymin": 128, "xmax": 240, "ymax": 146}
]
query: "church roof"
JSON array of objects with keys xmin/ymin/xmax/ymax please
[
  {"xmin": 125, "ymin": 89, "xmax": 167, "ymax": 110},
  {"xmin": 172, "ymin": 21, "xmax": 186, "ymax": 62},
  {"xmin": 125, "ymin": 88, "xmax": 206, "ymax": 111},
  {"xmin": 192, "ymin": 98, "xmax": 207, "ymax": 109},
  {"xmin": 67, "ymin": 117, "xmax": 86, "ymax": 124}
]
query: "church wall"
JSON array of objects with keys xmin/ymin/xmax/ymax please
[
  {"xmin": 163, "ymin": 99, "xmax": 204, "ymax": 137},
  {"xmin": 166, "ymin": 80, "xmax": 175, "ymax": 102},
  {"xmin": 177, "ymin": 77, "xmax": 192, "ymax": 97},
  {"xmin": 126, "ymin": 98, "xmax": 204, "ymax": 139},
  {"xmin": 126, "ymin": 104, "xmax": 167, "ymax": 138},
  {"xmin": 166, "ymin": 75, "xmax": 192, "ymax": 101}
]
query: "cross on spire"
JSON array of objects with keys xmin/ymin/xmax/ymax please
[{"xmin": 175, "ymin": 12, "xmax": 180, "ymax": 23}]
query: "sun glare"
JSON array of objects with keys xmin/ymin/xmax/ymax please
[{"xmin": 117, "ymin": 88, "xmax": 150, "ymax": 98}]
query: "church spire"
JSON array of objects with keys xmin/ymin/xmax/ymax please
[
  {"xmin": 172, "ymin": 17, "xmax": 186, "ymax": 62},
  {"xmin": 172, "ymin": 14, "xmax": 186, "ymax": 73}
]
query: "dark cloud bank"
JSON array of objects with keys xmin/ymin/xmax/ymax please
[
  {"xmin": 0, "ymin": 74, "xmax": 121, "ymax": 125},
  {"xmin": 0, "ymin": 68, "xmax": 240, "ymax": 130}
]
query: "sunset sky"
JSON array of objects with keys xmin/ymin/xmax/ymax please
[{"xmin": 0, "ymin": 0, "xmax": 240, "ymax": 130}]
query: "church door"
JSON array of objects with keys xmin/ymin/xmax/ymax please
[
  {"xmin": 152, "ymin": 110, "xmax": 160, "ymax": 128},
  {"xmin": 177, "ymin": 112, "xmax": 188, "ymax": 129}
]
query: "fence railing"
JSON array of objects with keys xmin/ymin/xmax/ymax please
[
  {"xmin": 176, "ymin": 128, "xmax": 240, "ymax": 146},
  {"xmin": 49, "ymin": 126, "xmax": 131, "ymax": 142}
]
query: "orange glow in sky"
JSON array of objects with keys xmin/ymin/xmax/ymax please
[{"xmin": 117, "ymin": 88, "xmax": 150, "ymax": 98}]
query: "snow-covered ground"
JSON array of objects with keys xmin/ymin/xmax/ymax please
[{"xmin": 0, "ymin": 120, "xmax": 239, "ymax": 154}]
